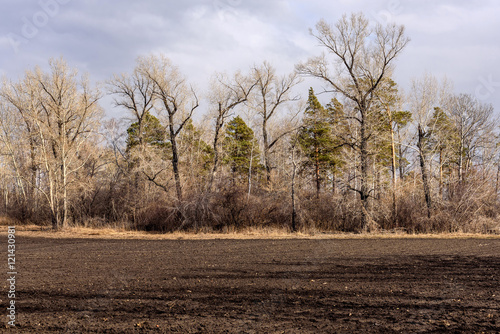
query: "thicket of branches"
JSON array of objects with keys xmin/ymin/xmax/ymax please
[{"xmin": 1, "ymin": 13, "xmax": 499, "ymax": 233}]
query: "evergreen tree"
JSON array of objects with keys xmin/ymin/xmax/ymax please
[
  {"xmin": 126, "ymin": 111, "xmax": 169, "ymax": 153},
  {"xmin": 325, "ymin": 96, "xmax": 347, "ymax": 192},
  {"xmin": 223, "ymin": 116, "xmax": 262, "ymax": 183},
  {"xmin": 298, "ymin": 88, "xmax": 341, "ymax": 197}
]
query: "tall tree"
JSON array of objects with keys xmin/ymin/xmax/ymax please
[
  {"xmin": 372, "ymin": 78, "xmax": 411, "ymax": 223},
  {"xmin": 223, "ymin": 116, "xmax": 262, "ymax": 189},
  {"xmin": 298, "ymin": 88, "xmax": 341, "ymax": 197},
  {"xmin": 427, "ymin": 107, "xmax": 457, "ymax": 198},
  {"xmin": 297, "ymin": 12, "xmax": 409, "ymax": 229},
  {"xmin": 0, "ymin": 79, "xmax": 36, "ymax": 220},
  {"xmin": 409, "ymin": 74, "xmax": 450, "ymax": 218},
  {"xmin": 252, "ymin": 61, "xmax": 301, "ymax": 187},
  {"xmin": 137, "ymin": 54, "xmax": 199, "ymax": 201},
  {"xmin": 108, "ymin": 66, "xmax": 159, "ymax": 215},
  {"xmin": 207, "ymin": 71, "xmax": 255, "ymax": 191},
  {"xmin": 1, "ymin": 57, "xmax": 102, "ymax": 229},
  {"xmin": 449, "ymin": 93, "xmax": 496, "ymax": 183}
]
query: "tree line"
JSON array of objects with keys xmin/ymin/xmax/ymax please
[{"xmin": 1, "ymin": 13, "xmax": 498, "ymax": 233}]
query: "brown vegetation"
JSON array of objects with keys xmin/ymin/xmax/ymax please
[{"xmin": 0, "ymin": 13, "xmax": 499, "ymax": 234}]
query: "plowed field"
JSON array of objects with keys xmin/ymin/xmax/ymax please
[{"xmin": 2, "ymin": 236, "xmax": 500, "ymax": 333}]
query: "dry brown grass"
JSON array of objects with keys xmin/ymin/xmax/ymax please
[
  {"xmin": 1, "ymin": 214, "xmax": 499, "ymax": 240},
  {"xmin": 0, "ymin": 223, "xmax": 499, "ymax": 240}
]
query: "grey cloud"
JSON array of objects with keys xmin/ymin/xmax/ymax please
[{"xmin": 0, "ymin": 0, "xmax": 498, "ymax": 115}]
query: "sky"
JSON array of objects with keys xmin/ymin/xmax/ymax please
[{"xmin": 0, "ymin": 0, "xmax": 499, "ymax": 120}]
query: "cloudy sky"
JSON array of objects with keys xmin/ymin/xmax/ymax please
[{"xmin": 1, "ymin": 0, "xmax": 499, "ymax": 119}]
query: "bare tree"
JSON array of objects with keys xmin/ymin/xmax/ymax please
[
  {"xmin": 408, "ymin": 74, "xmax": 451, "ymax": 218},
  {"xmin": 137, "ymin": 54, "xmax": 199, "ymax": 201},
  {"xmin": 107, "ymin": 65, "xmax": 155, "ymax": 151},
  {"xmin": 207, "ymin": 71, "xmax": 256, "ymax": 191},
  {"xmin": 107, "ymin": 60, "xmax": 160, "ymax": 220},
  {"xmin": 252, "ymin": 61, "xmax": 301, "ymax": 187},
  {"xmin": 1, "ymin": 73, "xmax": 44, "ymax": 220},
  {"xmin": 449, "ymin": 93, "xmax": 496, "ymax": 183},
  {"xmin": 0, "ymin": 98, "xmax": 30, "ymax": 216},
  {"xmin": 297, "ymin": 13, "xmax": 409, "ymax": 228},
  {"xmin": 1, "ymin": 58, "xmax": 102, "ymax": 229}
]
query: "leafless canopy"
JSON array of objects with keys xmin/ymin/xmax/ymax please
[
  {"xmin": 297, "ymin": 13, "xmax": 409, "ymax": 108},
  {"xmin": 252, "ymin": 61, "xmax": 302, "ymax": 184}
]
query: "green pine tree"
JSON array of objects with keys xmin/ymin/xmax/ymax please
[
  {"xmin": 298, "ymin": 88, "xmax": 342, "ymax": 196},
  {"xmin": 223, "ymin": 116, "xmax": 262, "ymax": 184},
  {"xmin": 126, "ymin": 111, "xmax": 169, "ymax": 153}
]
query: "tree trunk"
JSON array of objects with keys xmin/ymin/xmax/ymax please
[
  {"xmin": 28, "ymin": 134, "xmax": 37, "ymax": 220},
  {"xmin": 439, "ymin": 149, "xmax": 443, "ymax": 199},
  {"xmin": 315, "ymin": 146, "xmax": 320, "ymax": 198},
  {"xmin": 331, "ymin": 171, "xmax": 336, "ymax": 195},
  {"xmin": 262, "ymin": 118, "xmax": 271, "ymax": 187},
  {"xmin": 390, "ymin": 124, "xmax": 397, "ymax": 225},
  {"xmin": 458, "ymin": 140, "xmax": 464, "ymax": 183},
  {"xmin": 397, "ymin": 130, "xmax": 404, "ymax": 181},
  {"xmin": 247, "ymin": 140, "xmax": 255, "ymax": 201},
  {"xmin": 359, "ymin": 113, "xmax": 370, "ymax": 228},
  {"xmin": 291, "ymin": 146, "xmax": 297, "ymax": 232},
  {"xmin": 169, "ymin": 117, "xmax": 182, "ymax": 201},
  {"xmin": 209, "ymin": 111, "xmax": 223, "ymax": 192},
  {"xmin": 496, "ymin": 161, "xmax": 500, "ymax": 197},
  {"xmin": 52, "ymin": 214, "xmax": 58, "ymax": 230},
  {"xmin": 417, "ymin": 124, "xmax": 432, "ymax": 218},
  {"xmin": 62, "ymin": 164, "xmax": 68, "ymax": 228}
]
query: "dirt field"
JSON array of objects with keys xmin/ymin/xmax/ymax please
[{"xmin": 2, "ymin": 235, "xmax": 500, "ymax": 333}]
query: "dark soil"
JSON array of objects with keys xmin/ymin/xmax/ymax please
[{"xmin": 2, "ymin": 236, "xmax": 500, "ymax": 333}]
